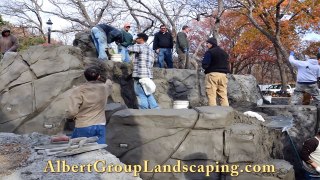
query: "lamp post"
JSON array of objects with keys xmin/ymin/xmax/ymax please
[{"xmin": 46, "ymin": 19, "xmax": 53, "ymax": 44}]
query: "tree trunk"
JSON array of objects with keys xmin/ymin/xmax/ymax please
[
  {"xmin": 275, "ymin": 47, "xmax": 288, "ymax": 92},
  {"xmin": 274, "ymin": 38, "xmax": 296, "ymax": 80},
  {"xmin": 213, "ymin": 0, "xmax": 223, "ymax": 42}
]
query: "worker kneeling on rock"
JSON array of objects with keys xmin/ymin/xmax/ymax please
[{"xmin": 65, "ymin": 66, "xmax": 112, "ymax": 144}]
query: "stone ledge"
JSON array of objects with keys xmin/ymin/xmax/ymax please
[{"xmin": 194, "ymin": 106, "xmax": 234, "ymax": 129}]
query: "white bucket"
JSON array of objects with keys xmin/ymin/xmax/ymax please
[
  {"xmin": 111, "ymin": 54, "xmax": 122, "ymax": 62},
  {"xmin": 173, "ymin": 100, "xmax": 189, "ymax": 109},
  {"xmin": 263, "ymin": 95, "xmax": 272, "ymax": 103}
]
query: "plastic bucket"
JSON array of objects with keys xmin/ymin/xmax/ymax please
[
  {"xmin": 263, "ymin": 95, "xmax": 272, "ymax": 103},
  {"xmin": 111, "ymin": 54, "xmax": 122, "ymax": 62},
  {"xmin": 173, "ymin": 100, "xmax": 189, "ymax": 109}
]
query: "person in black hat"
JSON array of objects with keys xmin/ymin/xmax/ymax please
[
  {"xmin": 0, "ymin": 28, "xmax": 18, "ymax": 56},
  {"xmin": 202, "ymin": 37, "xmax": 229, "ymax": 106}
]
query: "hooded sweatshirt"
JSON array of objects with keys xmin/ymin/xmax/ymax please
[
  {"xmin": 0, "ymin": 29, "xmax": 18, "ymax": 53},
  {"xmin": 289, "ymin": 55, "xmax": 320, "ymax": 83}
]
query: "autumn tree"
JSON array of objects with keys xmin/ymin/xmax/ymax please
[
  {"xmin": 41, "ymin": 0, "xmax": 116, "ymax": 31},
  {"xmin": 302, "ymin": 41, "xmax": 320, "ymax": 57},
  {"xmin": 0, "ymin": 0, "xmax": 46, "ymax": 39},
  {"xmin": 231, "ymin": 0, "xmax": 319, "ymax": 89},
  {"xmin": 121, "ymin": 0, "xmax": 192, "ymax": 38}
]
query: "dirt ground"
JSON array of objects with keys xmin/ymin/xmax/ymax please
[{"xmin": 0, "ymin": 142, "xmax": 31, "ymax": 176}]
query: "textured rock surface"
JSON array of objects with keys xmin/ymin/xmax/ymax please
[
  {"xmin": 106, "ymin": 106, "xmax": 294, "ymax": 180},
  {"xmin": 0, "ymin": 44, "xmax": 262, "ymax": 134},
  {"xmin": 259, "ymin": 105, "xmax": 317, "ymax": 179},
  {"xmin": 227, "ymin": 74, "xmax": 262, "ymax": 105},
  {"xmin": 0, "ymin": 46, "xmax": 85, "ymax": 134},
  {"xmin": 0, "ymin": 133, "xmax": 141, "ymax": 180}
]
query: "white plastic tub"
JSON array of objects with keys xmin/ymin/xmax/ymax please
[
  {"xmin": 263, "ymin": 95, "xmax": 272, "ymax": 103},
  {"xmin": 173, "ymin": 100, "xmax": 189, "ymax": 109}
]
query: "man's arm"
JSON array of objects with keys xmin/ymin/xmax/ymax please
[
  {"xmin": 65, "ymin": 88, "xmax": 83, "ymax": 118},
  {"xmin": 177, "ymin": 32, "xmax": 188, "ymax": 50},
  {"xmin": 202, "ymin": 51, "xmax": 212, "ymax": 69},
  {"xmin": 153, "ymin": 33, "xmax": 159, "ymax": 51},
  {"xmin": 104, "ymin": 79, "xmax": 113, "ymax": 98},
  {"xmin": 289, "ymin": 51, "xmax": 304, "ymax": 68},
  {"xmin": 128, "ymin": 44, "xmax": 141, "ymax": 53},
  {"xmin": 169, "ymin": 33, "xmax": 174, "ymax": 49},
  {"xmin": 8, "ymin": 36, "xmax": 18, "ymax": 52}
]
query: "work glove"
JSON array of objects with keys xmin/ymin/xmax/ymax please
[
  {"xmin": 290, "ymin": 51, "xmax": 294, "ymax": 56},
  {"xmin": 316, "ymin": 166, "xmax": 320, "ymax": 173}
]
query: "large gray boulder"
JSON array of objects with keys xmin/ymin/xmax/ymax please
[
  {"xmin": 0, "ymin": 46, "xmax": 85, "ymax": 134},
  {"xmin": 227, "ymin": 74, "xmax": 262, "ymax": 105},
  {"xmin": 106, "ymin": 106, "xmax": 294, "ymax": 180}
]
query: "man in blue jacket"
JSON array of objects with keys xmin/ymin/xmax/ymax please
[
  {"xmin": 153, "ymin": 24, "xmax": 174, "ymax": 68},
  {"xmin": 91, "ymin": 24, "xmax": 123, "ymax": 60},
  {"xmin": 289, "ymin": 50, "xmax": 320, "ymax": 105}
]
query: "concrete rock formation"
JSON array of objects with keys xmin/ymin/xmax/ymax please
[
  {"xmin": 260, "ymin": 105, "xmax": 318, "ymax": 179},
  {"xmin": 0, "ymin": 46, "xmax": 85, "ymax": 134},
  {"xmin": 0, "ymin": 45, "xmax": 262, "ymax": 134},
  {"xmin": 0, "ymin": 132, "xmax": 141, "ymax": 180},
  {"xmin": 106, "ymin": 106, "xmax": 295, "ymax": 180}
]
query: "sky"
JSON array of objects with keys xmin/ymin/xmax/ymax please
[
  {"xmin": 302, "ymin": 32, "xmax": 320, "ymax": 41},
  {"xmin": 2, "ymin": 0, "xmax": 320, "ymax": 45}
]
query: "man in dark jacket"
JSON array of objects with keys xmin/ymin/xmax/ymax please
[
  {"xmin": 91, "ymin": 24, "xmax": 123, "ymax": 60},
  {"xmin": 202, "ymin": 37, "xmax": 229, "ymax": 106},
  {"xmin": 0, "ymin": 29, "xmax": 18, "ymax": 56},
  {"xmin": 118, "ymin": 22, "xmax": 133, "ymax": 63},
  {"xmin": 176, "ymin": 25, "xmax": 190, "ymax": 69},
  {"xmin": 153, "ymin": 24, "xmax": 174, "ymax": 68}
]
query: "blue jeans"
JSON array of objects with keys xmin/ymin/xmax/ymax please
[
  {"xmin": 158, "ymin": 48, "xmax": 173, "ymax": 68},
  {"xmin": 71, "ymin": 125, "xmax": 106, "ymax": 144},
  {"xmin": 91, "ymin": 27, "xmax": 108, "ymax": 60},
  {"xmin": 134, "ymin": 80, "xmax": 159, "ymax": 109},
  {"xmin": 118, "ymin": 45, "xmax": 130, "ymax": 63}
]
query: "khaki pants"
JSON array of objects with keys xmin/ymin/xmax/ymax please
[{"xmin": 205, "ymin": 72, "xmax": 229, "ymax": 106}]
